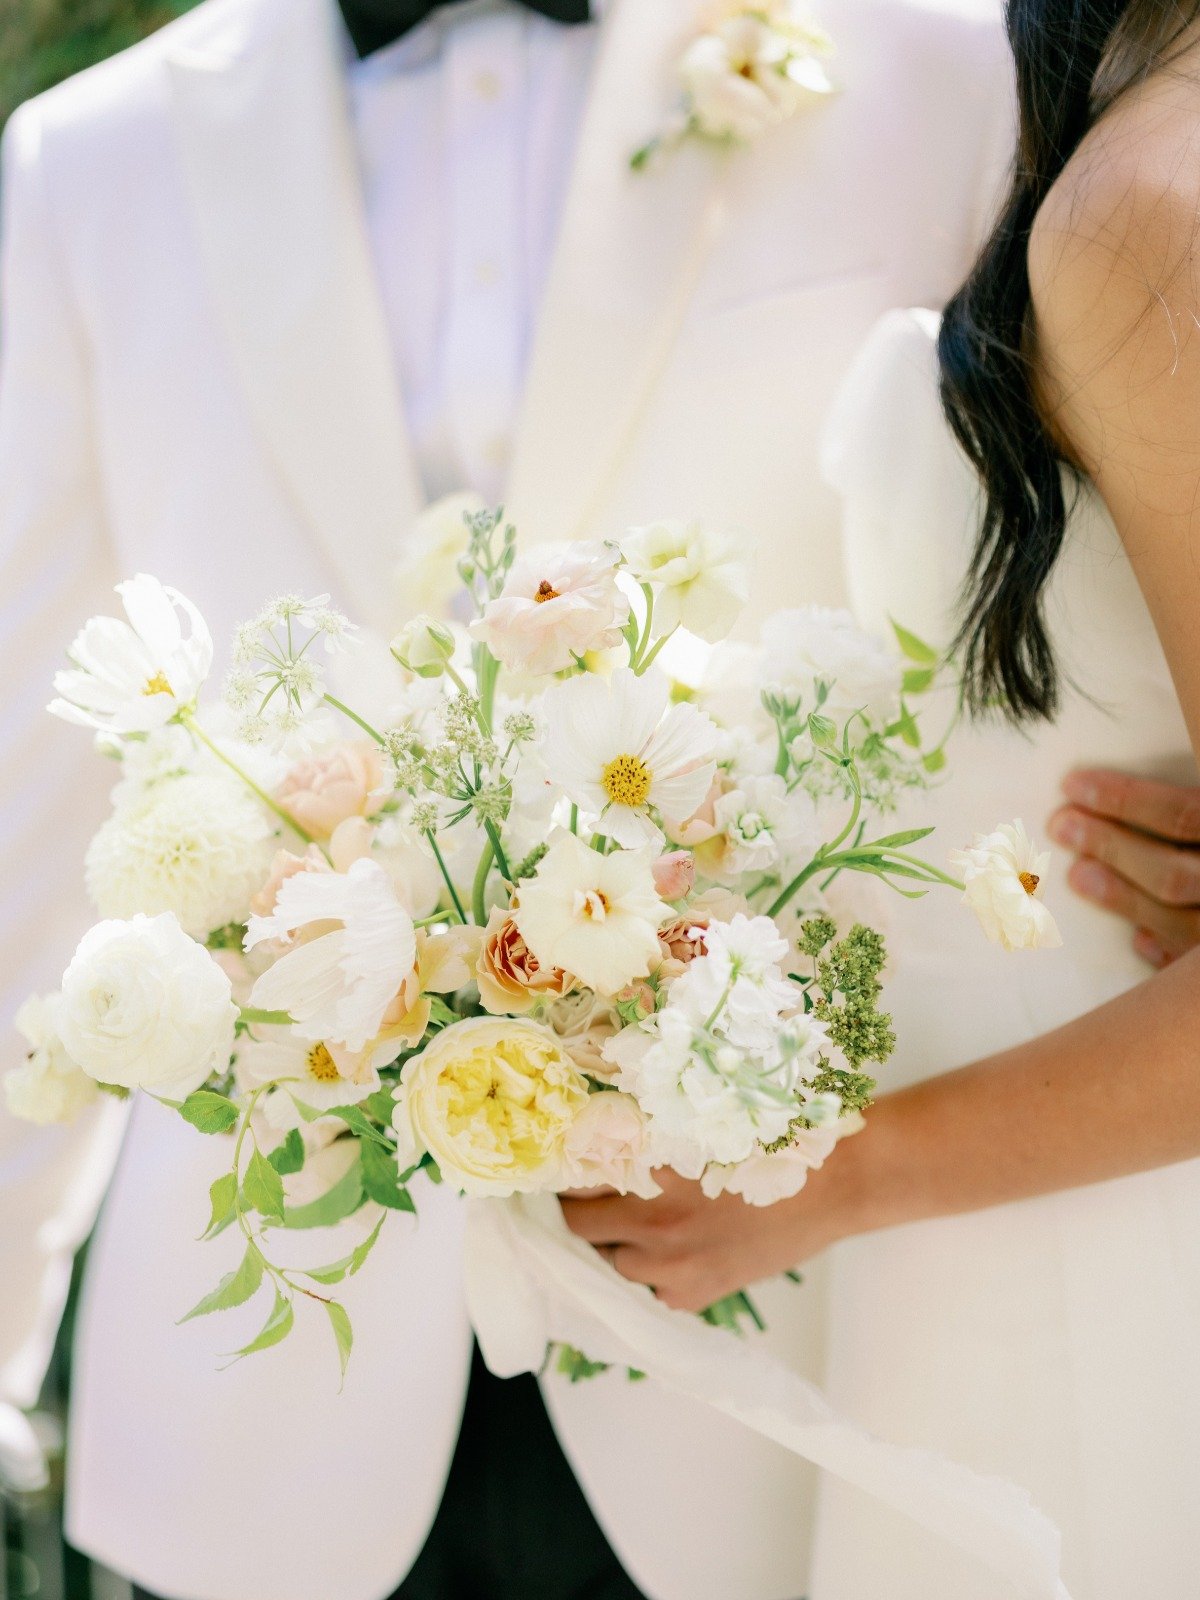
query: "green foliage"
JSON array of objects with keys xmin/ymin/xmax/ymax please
[
  {"xmin": 267, "ymin": 1127, "xmax": 306, "ymax": 1176},
  {"xmin": 179, "ymin": 1242, "xmax": 264, "ymax": 1323},
  {"xmin": 242, "ymin": 1146, "xmax": 286, "ymax": 1222},
  {"xmin": 282, "ymin": 1155, "xmax": 366, "ymax": 1230},
  {"xmin": 0, "ymin": 0, "xmax": 203, "ymax": 131},
  {"xmin": 178, "ymin": 1088, "xmax": 240, "ymax": 1135},
  {"xmin": 555, "ymin": 1343, "xmax": 611, "ymax": 1382}
]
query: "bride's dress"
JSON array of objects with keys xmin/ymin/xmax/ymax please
[{"xmin": 810, "ymin": 310, "xmax": 1200, "ymax": 1599}]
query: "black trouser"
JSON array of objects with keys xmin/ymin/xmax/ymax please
[{"xmin": 134, "ymin": 1343, "xmax": 648, "ymax": 1600}]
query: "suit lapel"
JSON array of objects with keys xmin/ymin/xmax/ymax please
[
  {"xmin": 166, "ymin": 0, "xmax": 423, "ymax": 627},
  {"xmin": 507, "ymin": 0, "xmax": 729, "ymax": 546}
]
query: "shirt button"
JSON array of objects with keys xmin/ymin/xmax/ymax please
[{"xmin": 473, "ymin": 69, "xmax": 503, "ymax": 100}]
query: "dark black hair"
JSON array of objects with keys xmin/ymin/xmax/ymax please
[{"xmin": 938, "ymin": 0, "xmax": 1200, "ymax": 721}]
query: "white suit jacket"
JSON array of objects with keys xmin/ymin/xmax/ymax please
[{"xmin": 0, "ymin": 1, "xmax": 1011, "ymax": 1595}]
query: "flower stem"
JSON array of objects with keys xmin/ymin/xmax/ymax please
[
  {"xmin": 182, "ymin": 713, "xmax": 314, "ymax": 845},
  {"xmin": 425, "ymin": 830, "xmax": 468, "ymax": 924},
  {"xmin": 323, "ymin": 694, "xmax": 386, "ymax": 746},
  {"xmin": 472, "ymin": 836, "xmax": 495, "ymax": 926}
]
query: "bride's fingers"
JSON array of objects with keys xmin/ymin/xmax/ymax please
[
  {"xmin": 1051, "ymin": 806, "xmax": 1200, "ymax": 907},
  {"xmin": 1067, "ymin": 856, "xmax": 1200, "ymax": 956},
  {"xmin": 559, "ymin": 1192, "xmax": 656, "ymax": 1244},
  {"xmin": 1062, "ymin": 770, "xmax": 1200, "ymax": 845}
]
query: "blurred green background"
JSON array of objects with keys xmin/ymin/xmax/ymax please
[{"xmin": 0, "ymin": 0, "xmax": 202, "ymax": 130}]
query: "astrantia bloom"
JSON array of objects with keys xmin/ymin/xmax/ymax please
[
  {"xmin": 709, "ymin": 773, "xmax": 820, "ymax": 881},
  {"xmin": 469, "ymin": 543, "xmax": 630, "ymax": 675},
  {"xmin": 539, "ymin": 669, "xmax": 718, "ymax": 848},
  {"xmin": 759, "ymin": 606, "xmax": 901, "ymax": 727},
  {"xmin": 85, "ymin": 772, "xmax": 275, "ymax": 939},
  {"xmin": 58, "ymin": 914, "xmax": 237, "ymax": 1097},
  {"xmin": 514, "ymin": 832, "xmax": 670, "ymax": 996},
  {"xmin": 246, "ymin": 857, "xmax": 418, "ymax": 1052},
  {"xmin": 619, "ymin": 520, "xmax": 749, "ymax": 643},
  {"xmin": 3, "ymin": 995, "xmax": 98, "ymax": 1125},
  {"xmin": 49, "ymin": 575, "xmax": 212, "ymax": 735},
  {"xmin": 951, "ymin": 820, "xmax": 1062, "ymax": 953},
  {"xmin": 395, "ymin": 1017, "xmax": 589, "ymax": 1197}
]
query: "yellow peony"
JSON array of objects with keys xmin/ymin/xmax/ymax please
[{"xmin": 396, "ymin": 1017, "xmax": 589, "ymax": 1197}]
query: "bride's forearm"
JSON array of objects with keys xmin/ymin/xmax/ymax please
[{"xmin": 839, "ymin": 946, "xmax": 1200, "ymax": 1239}]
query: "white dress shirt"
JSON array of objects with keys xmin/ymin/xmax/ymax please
[{"xmin": 347, "ymin": 1, "xmax": 602, "ymax": 505}]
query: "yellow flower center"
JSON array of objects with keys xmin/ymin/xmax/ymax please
[
  {"xmin": 142, "ymin": 671, "xmax": 174, "ymax": 697},
  {"xmin": 305, "ymin": 1043, "xmax": 341, "ymax": 1084},
  {"xmin": 601, "ymin": 752, "xmax": 653, "ymax": 809},
  {"xmin": 1018, "ymin": 871, "xmax": 1040, "ymax": 896},
  {"xmin": 534, "ymin": 579, "xmax": 560, "ymax": 603}
]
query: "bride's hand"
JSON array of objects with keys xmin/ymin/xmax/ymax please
[{"xmin": 558, "ymin": 1160, "xmax": 864, "ymax": 1313}]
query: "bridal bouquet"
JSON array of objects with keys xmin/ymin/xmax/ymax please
[{"xmin": 5, "ymin": 508, "xmax": 1056, "ymax": 1376}]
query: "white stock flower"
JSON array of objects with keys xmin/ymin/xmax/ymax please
[
  {"xmin": 619, "ymin": 520, "xmax": 749, "ymax": 643},
  {"xmin": 85, "ymin": 773, "xmax": 275, "ymax": 939},
  {"xmin": 395, "ymin": 491, "xmax": 485, "ymax": 620},
  {"xmin": 514, "ymin": 832, "xmax": 670, "ymax": 997},
  {"xmin": 700, "ymin": 1122, "xmax": 844, "ymax": 1206},
  {"xmin": 681, "ymin": 6, "xmax": 833, "ymax": 144},
  {"xmin": 3, "ymin": 995, "xmax": 99, "ymax": 1125},
  {"xmin": 951, "ymin": 820, "xmax": 1062, "ymax": 953},
  {"xmin": 539, "ymin": 668, "xmax": 718, "ymax": 847},
  {"xmin": 759, "ymin": 606, "xmax": 901, "ymax": 728},
  {"xmin": 246, "ymin": 857, "xmax": 418, "ymax": 1053},
  {"xmin": 469, "ymin": 542, "xmax": 630, "ymax": 676},
  {"xmin": 49, "ymin": 575, "xmax": 212, "ymax": 735},
  {"xmin": 58, "ymin": 914, "xmax": 236, "ymax": 1096},
  {"xmin": 560, "ymin": 1092, "xmax": 662, "ymax": 1199},
  {"xmin": 711, "ymin": 773, "xmax": 820, "ymax": 878}
]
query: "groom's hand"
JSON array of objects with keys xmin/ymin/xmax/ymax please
[{"xmin": 1049, "ymin": 770, "xmax": 1200, "ymax": 967}]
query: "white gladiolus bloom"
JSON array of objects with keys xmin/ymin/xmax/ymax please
[
  {"xmin": 514, "ymin": 832, "xmax": 670, "ymax": 997},
  {"xmin": 3, "ymin": 995, "xmax": 99, "ymax": 1125},
  {"xmin": 759, "ymin": 606, "xmax": 902, "ymax": 727},
  {"xmin": 681, "ymin": 8, "xmax": 833, "ymax": 144},
  {"xmin": 711, "ymin": 773, "xmax": 820, "ymax": 879},
  {"xmin": 469, "ymin": 542, "xmax": 630, "ymax": 675},
  {"xmin": 246, "ymin": 857, "xmax": 418, "ymax": 1052},
  {"xmin": 58, "ymin": 915, "xmax": 236, "ymax": 1097},
  {"xmin": 951, "ymin": 820, "xmax": 1062, "ymax": 952},
  {"xmin": 49, "ymin": 575, "xmax": 212, "ymax": 735},
  {"xmin": 539, "ymin": 669, "xmax": 718, "ymax": 848},
  {"xmin": 619, "ymin": 520, "xmax": 749, "ymax": 643},
  {"xmin": 559, "ymin": 1092, "xmax": 662, "ymax": 1198},
  {"xmin": 394, "ymin": 491, "xmax": 485, "ymax": 620},
  {"xmin": 700, "ymin": 1123, "xmax": 843, "ymax": 1206},
  {"xmin": 85, "ymin": 773, "xmax": 275, "ymax": 939}
]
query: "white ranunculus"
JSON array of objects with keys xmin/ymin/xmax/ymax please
[
  {"xmin": 513, "ymin": 832, "xmax": 671, "ymax": 997},
  {"xmin": 951, "ymin": 820, "xmax": 1063, "ymax": 952},
  {"xmin": 700, "ymin": 1123, "xmax": 844, "ymax": 1206},
  {"xmin": 49, "ymin": 575, "xmax": 213, "ymax": 735},
  {"xmin": 394, "ymin": 491, "xmax": 485, "ymax": 621},
  {"xmin": 85, "ymin": 772, "xmax": 275, "ymax": 939},
  {"xmin": 3, "ymin": 995, "xmax": 99, "ymax": 1125},
  {"xmin": 759, "ymin": 606, "xmax": 902, "ymax": 728},
  {"xmin": 619, "ymin": 520, "xmax": 749, "ymax": 643},
  {"xmin": 538, "ymin": 668, "xmax": 719, "ymax": 848},
  {"xmin": 246, "ymin": 857, "xmax": 418, "ymax": 1052},
  {"xmin": 58, "ymin": 915, "xmax": 237, "ymax": 1096},
  {"xmin": 560, "ymin": 1091, "xmax": 662, "ymax": 1198},
  {"xmin": 681, "ymin": 11, "xmax": 833, "ymax": 144}
]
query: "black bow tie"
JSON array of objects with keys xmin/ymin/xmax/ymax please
[{"xmin": 340, "ymin": 0, "xmax": 591, "ymax": 57}]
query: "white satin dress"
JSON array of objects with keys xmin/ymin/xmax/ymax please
[{"xmin": 810, "ymin": 309, "xmax": 1200, "ymax": 1599}]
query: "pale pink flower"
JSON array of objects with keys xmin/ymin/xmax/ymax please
[
  {"xmin": 476, "ymin": 907, "xmax": 576, "ymax": 1016},
  {"xmin": 560, "ymin": 1092, "xmax": 662, "ymax": 1198},
  {"xmin": 652, "ymin": 850, "xmax": 695, "ymax": 902},
  {"xmin": 275, "ymin": 741, "xmax": 383, "ymax": 840},
  {"xmin": 469, "ymin": 543, "xmax": 630, "ymax": 676}
]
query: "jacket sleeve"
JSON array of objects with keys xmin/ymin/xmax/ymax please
[{"xmin": 0, "ymin": 100, "xmax": 129, "ymax": 1439}]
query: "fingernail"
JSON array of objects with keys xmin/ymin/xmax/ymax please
[
  {"xmin": 1062, "ymin": 774, "xmax": 1100, "ymax": 809},
  {"xmin": 1070, "ymin": 860, "xmax": 1110, "ymax": 900},
  {"xmin": 1048, "ymin": 811, "xmax": 1086, "ymax": 849},
  {"xmin": 1134, "ymin": 931, "xmax": 1166, "ymax": 967}
]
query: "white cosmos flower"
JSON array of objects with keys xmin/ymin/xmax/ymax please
[
  {"xmin": 539, "ymin": 668, "xmax": 718, "ymax": 848},
  {"xmin": 3, "ymin": 995, "xmax": 99, "ymax": 1125},
  {"xmin": 759, "ymin": 606, "xmax": 901, "ymax": 728},
  {"xmin": 619, "ymin": 520, "xmax": 749, "ymax": 643},
  {"xmin": 246, "ymin": 857, "xmax": 418, "ymax": 1053},
  {"xmin": 469, "ymin": 542, "xmax": 630, "ymax": 676},
  {"xmin": 237, "ymin": 1029, "xmax": 379, "ymax": 1124},
  {"xmin": 85, "ymin": 773, "xmax": 275, "ymax": 939},
  {"xmin": 58, "ymin": 914, "xmax": 236, "ymax": 1097},
  {"xmin": 49, "ymin": 575, "xmax": 212, "ymax": 735},
  {"xmin": 951, "ymin": 820, "xmax": 1063, "ymax": 953},
  {"xmin": 514, "ymin": 832, "xmax": 670, "ymax": 997}
]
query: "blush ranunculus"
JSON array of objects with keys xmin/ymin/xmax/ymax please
[{"xmin": 275, "ymin": 741, "xmax": 383, "ymax": 840}]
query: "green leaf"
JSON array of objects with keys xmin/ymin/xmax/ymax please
[
  {"xmin": 243, "ymin": 1147, "xmax": 286, "ymax": 1222},
  {"xmin": 361, "ymin": 1088, "xmax": 397, "ymax": 1126},
  {"xmin": 886, "ymin": 706, "xmax": 921, "ymax": 748},
  {"xmin": 179, "ymin": 1243, "xmax": 264, "ymax": 1322},
  {"xmin": 282, "ymin": 1156, "xmax": 365, "ymax": 1230},
  {"xmin": 360, "ymin": 1141, "xmax": 416, "ymax": 1212},
  {"xmin": 237, "ymin": 1007, "xmax": 295, "ymax": 1028},
  {"xmin": 555, "ymin": 1343, "xmax": 610, "ymax": 1382},
  {"xmin": 226, "ymin": 1287, "xmax": 294, "ymax": 1361},
  {"xmin": 326, "ymin": 1104, "xmax": 393, "ymax": 1147},
  {"xmin": 891, "ymin": 620, "xmax": 939, "ymax": 665},
  {"xmin": 178, "ymin": 1090, "xmax": 239, "ymax": 1135},
  {"xmin": 268, "ymin": 1128, "xmax": 305, "ymax": 1176},
  {"xmin": 304, "ymin": 1214, "xmax": 387, "ymax": 1286},
  {"xmin": 923, "ymin": 748, "xmax": 947, "ymax": 774},
  {"xmin": 902, "ymin": 667, "xmax": 936, "ymax": 695},
  {"xmin": 324, "ymin": 1301, "xmax": 354, "ymax": 1386},
  {"xmin": 200, "ymin": 1171, "xmax": 239, "ymax": 1241},
  {"xmin": 867, "ymin": 827, "xmax": 935, "ymax": 850}
]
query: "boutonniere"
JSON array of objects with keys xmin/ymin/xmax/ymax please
[{"xmin": 632, "ymin": 2, "xmax": 835, "ymax": 170}]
